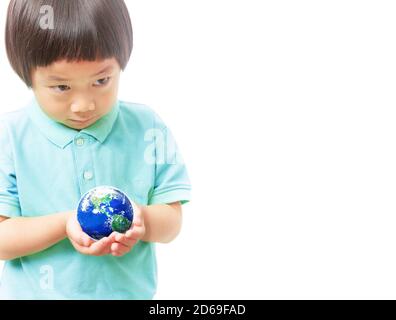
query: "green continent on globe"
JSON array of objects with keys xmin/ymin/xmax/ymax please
[
  {"xmin": 111, "ymin": 214, "xmax": 131, "ymax": 233},
  {"xmin": 91, "ymin": 194, "xmax": 113, "ymax": 214}
]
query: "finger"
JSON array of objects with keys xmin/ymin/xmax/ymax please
[
  {"xmin": 133, "ymin": 212, "xmax": 143, "ymax": 226},
  {"xmin": 70, "ymin": 230, "xmax": 91, "ymax": 247},
  {"xmin": 128, "ymin": 226, "xmax": 145, "ymax": 240},
  {"xmin": 108, "ymin": 232, "xmax": 118, "ymax": 242},
  {"xmin": 111, "ymin": 242, "xmax": 130, "ymax": 256},
  {"xmin": 67, "ymin": 215, "xmax": 95, "ymax": 247},
  {"xmin": 80, "ymin": 233, "xmax": 95, "ymax": 247},
  {"xmin": 88, "ymin": 237, "xmax": 111, "ymax": 256},
  {"xmin": 70, "ymin": 238, "xmax": 91, "ymax": 255},
  {"xmin": 114, "ymin": 232, "xmax": 136, "ymax": 247},
  {"xmin": 132, "ymin": 205, "xmax": 143, "ymax": 225}
]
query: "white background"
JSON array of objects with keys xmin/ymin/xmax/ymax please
[{"xmin": 1, "ymin": 0, "xmax": 396, "ymax": 299}]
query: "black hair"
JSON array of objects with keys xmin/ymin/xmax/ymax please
[{"xmin": 5, "ymin": 0, "xmax": 133, "ymax": 88}]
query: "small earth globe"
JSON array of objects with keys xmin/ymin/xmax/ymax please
[{"xmin": 77, "ymin": 186, "xmax": 134, "ymax": 240}]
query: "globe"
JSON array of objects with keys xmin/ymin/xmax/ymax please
[{"xmin": 77, "ymin": 186, "xmax": 134, "ymax": 240}]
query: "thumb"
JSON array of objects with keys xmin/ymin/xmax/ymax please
[
  {"xmin": 67, "ymin": 215, "xmax": 94, "ymax": 247},
  {"xmin": 132, "ymin": 202, "xmax": 143, "ymax": 225},
  {"xmin": 79, "ymin": 232, "xmax": 94, "ymax": 247},
  {"xmin": 133, "ymin": 214, "xmax": 142, "ymax": 226}
]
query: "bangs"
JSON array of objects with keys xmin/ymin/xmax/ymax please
[{"xmin": 6, "ymin": 0, "xmax": 133, "ymax": 88}]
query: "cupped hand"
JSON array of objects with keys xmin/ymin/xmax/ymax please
[
  {"xmin": 108, "ymin": 203, "xmax": 146, "ymax": 257},
  {"xmin": 65, "ymin": 203, "xmax": 146, "ymax": 257},
  {"xmin": 66, "ymin": 210, "xmax": 113, "ymax": 256}
]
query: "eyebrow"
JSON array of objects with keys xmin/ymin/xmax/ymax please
[{"xmin": 46, "ymin": 65, "xmax": 114, "ymax": 81}]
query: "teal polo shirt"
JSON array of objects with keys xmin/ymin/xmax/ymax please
[{"xmin": 0, "ymin": 97, "xmax": 191, "ymax": 299}]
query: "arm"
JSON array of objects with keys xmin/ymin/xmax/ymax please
[
  {"xmin": 0, "ymin": 201, "xmax": 183, "ymax": 260},
  {"xmin": 140, "ymin": 201, "xmax": 182, "ymax": 243},
  {"xmin": 0, "ymin": 211, "xmax": 73, "ymax": 260}
]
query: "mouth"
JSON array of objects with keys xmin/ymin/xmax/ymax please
[{"xmin": 69, "ymin": 116, "xmax": 96, "ymax": 125}]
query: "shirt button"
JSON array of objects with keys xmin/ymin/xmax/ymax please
[
  {"xmin": 83, "ymin": 171, "xmax": 93, "ymax": 180},
  {"xmin": 76, "ymin": 138, "xmax": 85, "ymax": 146}
]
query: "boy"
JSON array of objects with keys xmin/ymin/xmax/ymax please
[{"xmin": 0, "ymin": 0, "xmax": 191, "ymax": 299}]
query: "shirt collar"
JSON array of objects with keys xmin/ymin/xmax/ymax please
[{"xmin": 27, "ymin": 98, "xmax": 120, "ymax": 149}]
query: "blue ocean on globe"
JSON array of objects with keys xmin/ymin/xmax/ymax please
[{"xmin": 77, "ymin": 186, "xmax": 134, "ymax": 240}]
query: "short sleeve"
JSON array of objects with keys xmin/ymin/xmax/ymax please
[
  {"xmin": 0, "ymin": 119, "xmax": 21, "ymax": 217},
  {"xmin": 147, "ymin": 114, "xmax": 192, "ymax": 205}
]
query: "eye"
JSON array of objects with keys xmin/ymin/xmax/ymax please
[
  {"xmin": 50, "ymin": 85, "xmax": 71, "ymax": 93},
  {"xmin": 94, "ymin": 77, "xmax": 111, "ymax": 87}
]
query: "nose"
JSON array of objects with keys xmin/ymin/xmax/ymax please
[{"xmin": 70, "ymin": 101, "xmax": 96, "ymax": 113}]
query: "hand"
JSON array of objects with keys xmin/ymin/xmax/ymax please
[
  {"xmin": 66, "ymin": 210, "xmax": 113, "ymax": 256},
  {"xmin": 108, "ymin": 203, "xmax": 146, "ymax": 257}
]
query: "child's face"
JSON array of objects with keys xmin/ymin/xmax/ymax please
[{"xmin": 31, "ymin": 57, "xmax": 121, "ymax": 130}]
